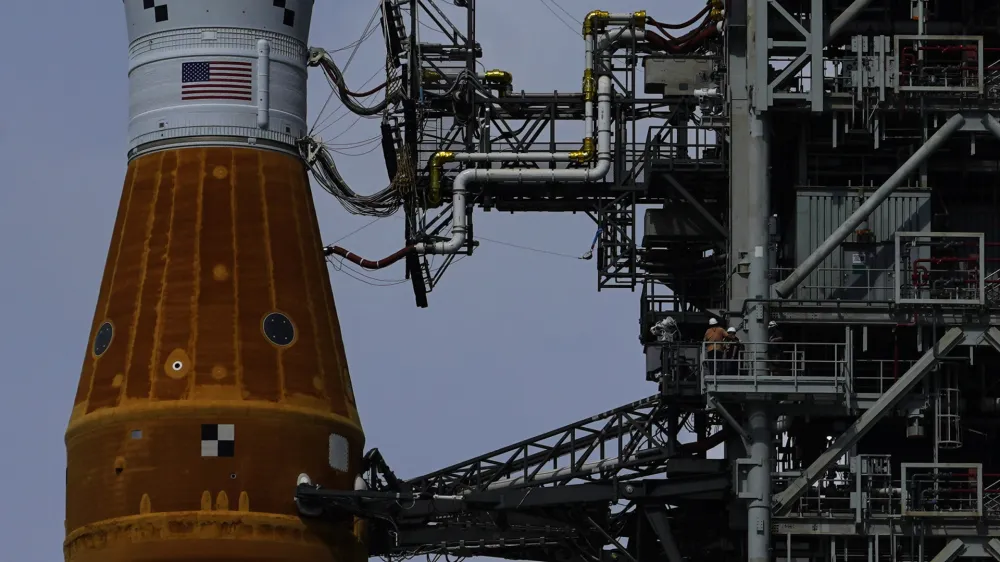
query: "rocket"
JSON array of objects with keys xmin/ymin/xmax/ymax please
[{"xmin": 64, "ymin": 1, "xmax": 366, "ymax": 561}]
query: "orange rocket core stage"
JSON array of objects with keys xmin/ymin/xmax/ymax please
[{"xmin": 65, "ymin": 147, "xmax": 365, "ymax": 562}]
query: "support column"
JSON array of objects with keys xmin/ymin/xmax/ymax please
[
  {"xmin": 747, "ymin": 405, "xmax": 773, "ymax": 562},
  {"xmin": 745, "ymin": 111, "xmax": 773, "ymax": 562},
  {"xmin": 745, "ymin": 0, "xmax": 773, "ymax": 559}
]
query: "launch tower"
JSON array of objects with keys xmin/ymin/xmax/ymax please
[{"xmin": 291, "ymin": 1, "xmax": 1000, "ymax": 562}]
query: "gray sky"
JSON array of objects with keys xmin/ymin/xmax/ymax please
[{"xmin": 0, "ymin": 0, "xmax": 703, "ymax": 559}]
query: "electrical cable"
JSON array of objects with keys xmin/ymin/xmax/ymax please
[
  {"xmin": 330, "ymin": 216, "xmax": 387, "ymax": 245},
  {"xmin": 536, "ymin": 0, "xmax": 577, "ymax": 34},
  {"xmin": 311, "ymin": 2, "xmax": 382, "ymax": 133},
  {"xmin": 311, "ymin": 49, "xmax": 403, "ymax": 117},
  {"xmin": 545, "ymin": 0, "xmax": 580, "ymax": 24},
  {"xmin": 475, "ymin": 235, "xmax": 591, "ymax": 260},
  {"xmin": 300, "ymin": 134, "xmax": 409, "ymax": 218},
  {"xmin": 327, "ymin": 254, "xmax": 467, "ymax": 287}
]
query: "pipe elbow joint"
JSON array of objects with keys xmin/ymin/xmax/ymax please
[
  {"xmin": 583, "ymin": 10, "xmax": 610, "ymax": 37},
  {"xmin": 483, "ymin": 69, "xmax": 513, "ymax": 84},
  {"xmin": 416, "ymin": 228, "xmax": 467, "ymax": 255},
  {"xmin": 570, "ymin": 138, "xmax": 596, "ymax": 163},
  {"xmin": 438, "ymin": 228, "xmax": 467, "ymax": 254},
  {"xmin": 632, "ymin": 10, "xmax": 647, "ymax": 29},
  {"xmin": 483, "ymin": 69, "xmax": 514, "ymax": 96},
  {"xmin": 585, "ymin": 157, "xmax": 612, "ymax": 181},
  {"xmin": 429, "ymin": 151, "xmax": 455, "ymax": 205}
]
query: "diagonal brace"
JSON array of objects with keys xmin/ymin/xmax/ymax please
[
  {"xmin": 645, "ymin": 508, "xmax": 684, "ymax": 562},
  {"xmin": 985, "ymin": 538, "xmax": 1000, "ymax": 561},
  {"xmin": 931, "ymin": 539, "xmax": 966, "ymax": 562},
  {"xmin": 981, "ymin": 327, "xmax": 1000, "ymax": 354},
  {"xmin": 772, "ymin": 328, "xmax": 965, "ymax": 515},
  {"xmin": 664, "ymin": 174, "xmax": 728, "ymax": 240}
]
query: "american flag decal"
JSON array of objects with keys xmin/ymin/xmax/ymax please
[{"xmin": 181, "ymin": 61, "xmax": 253, "ymax": 101}]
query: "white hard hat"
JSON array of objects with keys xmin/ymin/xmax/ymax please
[
  {"xmin": 727, "ymin": 327, "xmax": 736, "ymax": 333},
  {"xmin": 709, "ymin": 318, "xmax": 718, "ymax": 326},
  {"xmin": 768, "ymin": 321, "xmax": 777, "ymax": 328}
]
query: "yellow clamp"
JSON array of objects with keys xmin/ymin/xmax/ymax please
[
  {"xmin": 632, "ymin": 10, "xmax": 647, "ymax": 29},
  {"xmin": 582, "ymin": 68, "xmax": 596, "ymax": 102}
]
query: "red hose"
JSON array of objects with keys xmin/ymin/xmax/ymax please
[
  {"xmin": 645, "ymin": 24, "xmax": 718, "ymax": 55},
  {"xmin": 648, "ymin": 7, "xmax": 710, "ymax": 31},
  {"xmin": 324, "ymin": 244, "xmax": 414, "ymax": 270}
]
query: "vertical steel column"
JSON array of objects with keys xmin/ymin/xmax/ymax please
[{"xmin": 746, "ymin": 0, "xmax": 773, "ymax": 561}]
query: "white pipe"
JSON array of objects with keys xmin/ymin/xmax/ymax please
[
  {"xmin": 453, "ymin": 152, "xmax": 577, "ymax": 163},
  {"xmin": 485, "ymin": 454, "xmax": 623, "ymax": 490},
  {"xmin": 596, "ymin": 29, "xmax": 645, "ymax": 56},
  {"xmin": 415, "ymin": 75, "xmax": 614, "ymax": 254},
  {"xmin": 256, "ymin": 39, "xmax": 271, "ymax": 129}
]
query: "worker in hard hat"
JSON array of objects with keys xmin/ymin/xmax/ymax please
[
  {"xmin": 767, "ymin": 320, "xmax": 787, "ymax": 373},
  {"xmin": 723, "ymin": 326, "xmax": 743, "ymax": 375},
  {"xmin": 703, "ymin": 318, "xmax": 728, "ymax": 376}
]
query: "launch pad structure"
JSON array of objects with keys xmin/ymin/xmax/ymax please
[{"xmin": 292, "ymin": 1, "xmax": 1000, "ymax": 561}]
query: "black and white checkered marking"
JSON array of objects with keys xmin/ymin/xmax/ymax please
[
  {"xmin": 201, "ymin": 424, "xmax": 235, "ymax": 457},
  {"xmin": 141, "ymin": 0, "xmax": 169, "ymax": 22},
  {"xmin": 273, "ymin": 0, "xmax": 295, "ymax": 27},
  {"xmin": 328, "ymin": 433, "xmax": 349, "ymax": 472}
]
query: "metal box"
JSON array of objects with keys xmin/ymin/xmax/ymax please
[
  {"xmin": 643, "ymin": 58, "xmax": 714, "ymax": 96},
  {"xmin": 792, "ymin": 188, "xmax": 931, "ymax": 302}
]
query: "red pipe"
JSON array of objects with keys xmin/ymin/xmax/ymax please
[{"xmin": 324, "ymin": 244, "xmax": 414, "ymax": 270}]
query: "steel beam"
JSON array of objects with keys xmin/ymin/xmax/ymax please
[
  {"xmin": 979, "ymin": 327, "xmax": 1000, "ymax": 354},
  {"xmin": 828, "ymin": 0, "xmax": 877, "ymax": 42},
  {"xmin": 645, "ymin": 508, "xmax": 684, "ymax": 562},
  {"xmin": 930, "ymin": 539, "xmax": 966, "ymax": 562},
  {"xmin": 984, "ymin": 114, "xmax": 1000, "ymax": 142},
  {"xmin": 985, "ymin": 538, "xmax": 1000, "ymax": 561},
  {"xmin": 664, "ymin": 174, "xmax": 727, "ymax": 239},
  {"xmin": 771, "ymin": 327, "xmax": 966, "ymax": 515},
  {"xmin": 773, "ymin": 113, "xmax": 965, "ymax": 299}
]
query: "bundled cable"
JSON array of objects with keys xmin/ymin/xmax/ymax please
[
  {"xmin": 299, "ymin": 136, "xmax": 412, "ymax": 218},
  {"xmin": 308, "ymin": 47, "xmax": 403, "ymax": 116}
]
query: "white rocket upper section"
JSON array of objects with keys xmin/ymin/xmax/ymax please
[{"xmin": 124, "ymin": 0, "xmax": 315, "ymax": 158}]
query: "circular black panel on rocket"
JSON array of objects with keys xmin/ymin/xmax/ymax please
[
  {"xmin": 93, "ymin": 322, "xmax": 114, "ymax": 357},
  {"xmin": 262, "ymin": 313, "xmax": 295, "ymax": 346}
]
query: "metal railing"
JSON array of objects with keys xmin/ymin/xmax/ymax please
[
  {"xmin": 771, "ymin": 267, "xmax": 895, "ymax": 303},
  {"xmin": 983, "ymin": 476, "xmax": 1000, "ymax": 515},
  {"xmin": 900, "ymin": 463, "xmax": 983, "ymax": 517},
  {"xmin": 895, "ymin": 232, "xmax": 986, "ymax": 306},
  {"xmin": 852, "ymin": 359, "xmax": 917, "ymax": 395},
  {"xmin": 773, "ymin": 470, "xmax": 855, "ymax": 517},
  {"xmin": 701, "ymin": 341, "xmax": 851, "ymax": 394}
]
